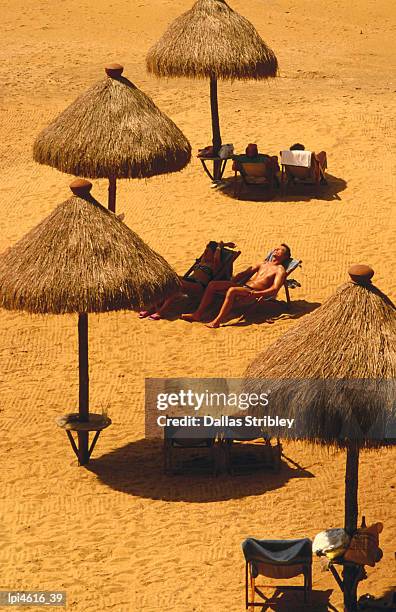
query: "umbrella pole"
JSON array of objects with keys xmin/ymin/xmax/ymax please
[
  {"xmin": 78, "ymin": 312, "xmax": 89, "ymax": 465},
  {"xmin": 210, "ymin": 76, "xmax": 222, "ymax": 181},
  {"xmin": 343, "ymin": 441, "xmax": 360, "ymax": 611},
  {"xmin": 108, "ymin": 176, "xmax": 117, "ymax": 213}
]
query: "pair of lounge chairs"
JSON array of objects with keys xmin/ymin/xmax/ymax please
[
  {"xmin": 163, "ymin": 420, "xmax": 282, "ymax": 475},
  {"xmin": 183, "ymin": 244, "xmax": 302, "ymax": 314},
  {"xmin": 233, "ymin": 150, "xmax": 328, "ymax": 198}
]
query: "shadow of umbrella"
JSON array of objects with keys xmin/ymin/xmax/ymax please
[
  {"xmin": 218, "ymin": 173, "xmax": 347, "ymax": 202},
  {"xmin": 87, "ymin": 438, "xmax": 314, "ymax": 503}
]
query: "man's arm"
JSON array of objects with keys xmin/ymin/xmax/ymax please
[
  {"xmin": 251, "ymin": 267, "xmax": 287, "ymax": 298},
  {"xmin": 232, "ymin": 262, "xmax": 260, "ymax": 283}
]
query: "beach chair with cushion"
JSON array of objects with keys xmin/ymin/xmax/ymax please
[
  {"xmin": 163, "ymin": 418, "xmax": 221, "ymax": 475},
  {"xmin": 232, "ymin": 155, "xmax": 280, "ymax": 199},
  {"xmin": 280, "ymin": 149, "xmax": 328, "ymax": 193},
  {"xmin": 222, "ymin": 421, "xmax": 282, "ymax": 474},
  {"xmin": 242, "ymin": 537, "xmax": 313, "ymax": 609}
]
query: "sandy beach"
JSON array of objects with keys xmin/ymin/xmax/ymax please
[{"xmin": 0, "ymin": 0, "xmax": 395, "ymax": 610}]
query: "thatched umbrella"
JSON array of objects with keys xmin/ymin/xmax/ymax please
[
  {"xmin": 33, "ymin": 64, "xmax": 191, "ymax": 212},
  {"xmin": 0, "ymin": 179, "xmax": 181, "ymax": 465},
  {"xmin": 245, "ymin": 265, "xmax": 396, "ymax": 611},
  {"xmin": 146, "ymin": 0, "xmax": 278, "ymax": 181}
]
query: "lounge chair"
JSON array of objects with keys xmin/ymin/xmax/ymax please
[
  {"xmin": 270, "ymin": 251, "xmax": 302, "ymax": 309},
  {"xmin": 139, "ymin": 242, "xmax": 241, "ymax": 319},
  {"xmin": 242, "ymin": 537, "xmax": 313, "ymax": 609},
  {"xmin": 232, "ymin": 155, "xmax": 280, "ymax": 199},
  {"xmin": 280, "ymin": 149, "xmax": 328, "ymax": 193},
  {"xmin": 183, "ymin": 241, "xmax": 241, "ymax": 288},
  {"xmin": 163, "ymin": 419, "xmax": 220, "ymax": 475},
  {"xmin": 222, "ymin": 421, "xmax": 282, "ymax": 474},
  {"xmin": 238, "ymin": 250, "xmax": 302, "ymax": 319}
]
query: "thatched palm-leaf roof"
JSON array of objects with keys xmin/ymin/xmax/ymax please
[
  {"xmin": 0, "ymin": 181, "xmax": 180, "ymax": 314},
  {"xmin": 146, "ymin": 0, "xmax": 278, "ymax": 80},
  {"xmin": 245, "ymin": 269, "xmax": 396, "ymax": 448},
  {"xmin": 33, "ymin": 66, "xmax": 191, "ymax": 179}
]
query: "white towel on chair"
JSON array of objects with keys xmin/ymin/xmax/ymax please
[{"xmin": 280, "ymin": 150, "xmax": 312, "ymax": 167}]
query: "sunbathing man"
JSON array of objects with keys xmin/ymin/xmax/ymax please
[
  {"xmin": 181, "ymin": 244, "xmax": 291, "ymax": 328},
  {"xmin": 139, "ymin": 241, "xmax": 236, "ymax": 320}
]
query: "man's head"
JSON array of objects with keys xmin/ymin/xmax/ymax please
[
  {"xmin": 290, "ymin": 143, "xmax": 305, "ymax": 151},
  {"xmin": 271, "ymin": 244, "xmax": 291, "ymax": 264}
]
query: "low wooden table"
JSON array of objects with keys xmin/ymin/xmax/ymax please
[
  {"xmin": 56, "ymin": 413, "xmax": 112, "ymax": 464},
  {"xmin": 322, "ymin": 556, "xmax": 367, "ymax": 610},
  {"xmin": 199, "ymin": 156, "xmax": 230, "ymax": 182}
]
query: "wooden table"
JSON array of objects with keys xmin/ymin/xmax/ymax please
[
  {"xmin": 199, "ymin": 156, "xmax": 230, "ymax": 182},
  {"xmin": 323, "ymin": 556, "xmax": 367, "ymax": 610},
  {"xmin": 56, "ymin": 413, "xmax": 112, "ymax": 464}
]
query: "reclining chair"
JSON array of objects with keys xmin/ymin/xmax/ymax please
[
  {"xmin": 183, "ymin": 241, "xmax": 241, "ymax": 288},
  {"xmin": 238, "ymin": 250, "xmax": 302, "ymax": 321},
  {"xmin": 233, "ymin": 155, "xmax": 280, "ymax": 199},
  {"xmin": 163, "ymin": 418, "xmax": 221, "ymax": 475},
  {"xmin": 280, "ymin": 149, "xmax": 327, "ymax": 193},
  {"xmin": 222, "ymin": 421, "xmax": 282, "ymax": 474}
]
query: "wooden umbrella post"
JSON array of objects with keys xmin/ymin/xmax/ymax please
[
  {"xmin": 78, "ymin": 312, "xmax": 89, "ymax": 465},
  {"xmin": 210, "ymin": 76, "xmax": 222, "ymax": 181},
  {"xmin": 108, "ymin": 176, "xmax": 117, "ymax": 213},
  {"xmin": 343, "ymin": 440, "xmax": 360, "ymax": 611}
]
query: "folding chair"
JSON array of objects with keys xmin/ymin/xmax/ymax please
[
  {"xmin": 233, "ymin": 156, "xmax": 280, "ymax": 199},
  {"xmin": 280, "ymin": 149, "xmax": 328, "ymax": 193},
  {"xmin": 242, "ymin": 537, "xmax": 313, "ymax": 609}
]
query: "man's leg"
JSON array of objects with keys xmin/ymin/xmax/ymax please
[
  {"xmin": 206, "ymin": 287, "xmax": 252, "ymax": 328},
  {"xmin": 181, "ymin": 281, "xmax": 234, "ymax": 322}
]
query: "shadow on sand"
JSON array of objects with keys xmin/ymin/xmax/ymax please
[
  {"xmin": 151, "ymin": 297, "xmax": 321, "ymax": 327},
  {"xmin": 218, "ymin": 173, "xmax": 347, "ymax": 203},
  {"xmin": 248, "ymin": 587, "xmax": 336, "ymax": 611},
  {"xmin": 227, "ymin": 298, "xmax": 321, "ymax": 327},
  {"xmin": 87, "ymin": 438, "xmax": 314, "ymax": 503}
]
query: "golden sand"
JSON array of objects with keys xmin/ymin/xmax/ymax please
[{"xmin": 0, "ymin": 0, "xmax": 395, "ymax": 610}]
